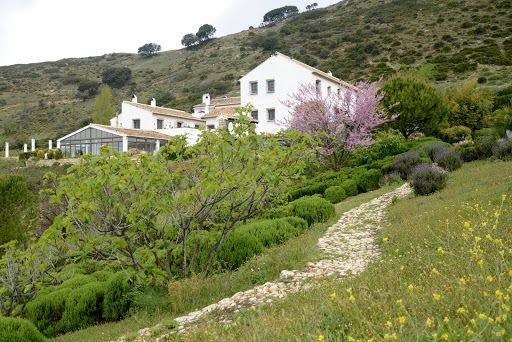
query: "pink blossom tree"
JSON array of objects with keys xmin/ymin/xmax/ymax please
[{"xmin": 281, "ymin": 81, "xmax": 394, "ymax": 171}]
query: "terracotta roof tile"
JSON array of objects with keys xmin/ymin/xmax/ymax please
[
  {"xmin": 125, "ymin": 102, "xmax": 204, "ymax": 122},
  {"xmin": 201, "ymin": 107, "xmax": 238, "ymax": 118},
  {"xmin": 91, "ymin": 124, "xmax": 173, "ymax": 140},
  {"xmin": 193, "ymin": 96, "xmax": 241, "ymax": 108}
]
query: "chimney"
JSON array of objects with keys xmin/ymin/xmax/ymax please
[
  {"xmin": 203, "ymin": 94, "xmax": 210, "ymax": 106},
  {"xmin": 132, "ymin": 95, "xmax": 137, "ymax": 103},
  {"xmin": 327, "ymin": 71, "xmax": 333, "ymax": 76},
  {"xmin": 151, "ymin": 98, "xmax": 156, "ymax": 107}
]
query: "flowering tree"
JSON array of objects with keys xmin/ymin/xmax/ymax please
[{"xmin": 282, "ymin": 81, "xmax": 394, "ymax": 171}]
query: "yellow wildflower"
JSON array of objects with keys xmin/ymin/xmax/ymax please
[
  {"xmin": 426, "ymin": 318, "xmax": 432, "ymax": 327},
  {"xmin": 487, "ymin": 275, "xmax": 494, "ymax": 282},
  {"xmin": 318, "ymin": 335, "xmax": 324, "ymax": 341},
  {"xmin": 457, "ymin": 307, "xmax": 466, "ymax": 314},
  {"xmin": 433, "ymin": 293, "xmax": 440, "ymax": 301},
  {"xmin": 398, "ymin": 316, "xmax": 406, "ymax": 324}
]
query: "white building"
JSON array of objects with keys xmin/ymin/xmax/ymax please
[
  {"xmin": 57, "ymin": 52, "xmax": 353, "ymax": 155},
  {"xmin": 239, "ymin": 52, "xmax": 356, "ymax": 134}
]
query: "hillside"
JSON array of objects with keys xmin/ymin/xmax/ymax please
[{"xmin": 1, "ymin": 0, "xmax": 511, "ymax": 147}]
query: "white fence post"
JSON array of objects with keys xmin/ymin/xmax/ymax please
[
  {"xmin": 5, "ymin": 142, "xmax": 9, "ymax": 158},
  {"xmin": 31, "ymin": 139, "xmax": 35, "ymax": 152}
]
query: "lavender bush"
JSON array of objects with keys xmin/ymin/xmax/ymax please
[
  {"xmin": 392, "ymin": 151, "xmax": 422, "ymax": 179},
  {"xmin": 410, "ymin": 163, "xmax": 448, "ymax": 196},
  {"xmin": 417, "ymin": 142, "xmax": 450, "ymax": 160},
  {"xmin": 434, "ymin": 148, "xmax": 463, "ymax": 172},
  {"xmin": 492, "ymin": 139, "xmax": 512, "ymax": 160},
  {"xmin": 476, "ymin": 136, "xmax": 498, "ymax": 159}
]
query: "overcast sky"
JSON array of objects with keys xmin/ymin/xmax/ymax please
[{"xmin": 0, "ymin": 0, "xmax": 340, "ymax": 67}]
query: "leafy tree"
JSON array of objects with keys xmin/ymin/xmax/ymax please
[
  {"xmin": 0, "ymin": 175, "xmax": 36, "ymax": 245},
  {"xmin": 196, "ymin": 24, "xmax": 216, "ymax": 41},
  {"xmin": 446, "ymin": 78, "xmax": 494, "ymax": 131},
  {"xmin": 92, "ymin": 85, "xmax": 115, "ymax": 125},
  {"xmin": 380, "ymin": 73, "xmax": 448, "ymax": 139},
  {"xmin": 282, "ymin": 81, "xmax": 394, "ymax": 171},
  {"xmin": 76, "ymin": 81, "xmax": 99, "ymax": 101},
  {"xmin": 101, "ymin": 67, "xmax": 132, "ymax": 89},
  {"xmin": 263, "ymin": 6, "xmax": 299, "ymax": 24},
  {"xmin": 43, "ymin": 112, "xmax": 309, "ymax": 284},
  {"xmin": 306, "ymin": 3, "xmax": 318, "ymax": 10},
  {"xmin": 137, "ymin": 43, "xmax": 161, "ymax": 58},
  {"xmin": 181, "ymin": 33, "xmax": 199, "ymax": 48},
  {"xmin": 491, "ymin": 100, "xmax": 512, "ymax": 138}
]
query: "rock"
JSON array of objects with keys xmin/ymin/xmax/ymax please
[{"xmin": 279, "ymin": 270, "xmax": 295, "ymax": 279}]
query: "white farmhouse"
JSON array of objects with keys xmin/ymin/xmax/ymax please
[
  {"xmin": 57, "ymin": 52, "xmax": 353, "ymax": 156},
  {"xmin": 239, "ymin": 52, "xmax": 356, "ymax": 134}
]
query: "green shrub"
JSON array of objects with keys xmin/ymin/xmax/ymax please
[
  {"xmin": 103, "ymin": 271, "xmax": 133, "ymax": 321},
  {"xmin": 281, "ymin": 216, "xmax": 308, "ymax": 231},
  {"xmin": 239, "ymin": 218, "xmax": 303, "ymax": 248},
  {"xmin": 324, "ymin": 186, "xmax": 347, "ymax": 203},
  {"xmin": 0, "ymin": 316, "xmax": 46, "ymax": 342},
  {"xmin": 392, "ymin": 152, "xmax": 422, "ymax": 179},
  {"xmin": 89, "ymin": 270, "xmax": 113, "ymax": 282},
  {"xmin": 355, "ymin": 169, "xmax": 382, "ymax": 192},
  {"xmin": 24, "ymin": 287, "xmax": 71, "ymax": 337},
  {"xmin": 439, "ymin": 125, "xmax": 472, "ymax": 143},
  {"xmin": 216, "ymin": 230, "xmax": 263, "ymax": 270},
  {"xmin": 476, "ymin": 136, "xmax": 498, "ymax": 158},
  {"xmin": 287, "ymin": 196, "xmax": 335, "ymax": 226},
  {"xmin": 61, "ymin": 282, "xmax": 105, "ymax": 332},
  {"xmin": 455, "ymin": 144, "xmax": 478, "ymax": 162},
  {"xmin": 18, "ymin": 152, "xmax": 37, "ymax": 161},
  {"xmin": 54, "ymin": 148, "xmax": 63, "ymax": 160},
  {"xmin": 46, "ymin": 149, "xmax": 54, "ymax": 160},
  {"xmin": 36, "ymin": 150, "xmax": 45, "ymax": 159},
  {"xmin": 434, "ymin": 148, "xmax": 463, "ymax": 171},
  {"xmin": 410, "ymin": 163, "xmax": 448, "ymax": 195},
  {"xmin": 341, "ymin": 179, "xmax": 358, "ymax": 197},
  {"xmin": 417, "ymin": 142, "xmax": 451, "ymax": 160},
  {"xmin": 492, "ymin": 139, "xmax": 512, "ymax": 160}
]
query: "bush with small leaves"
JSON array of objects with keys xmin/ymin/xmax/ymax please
[
  {"xmin": 341, "ymin": 179, "xmax": 358, "ymax": 197},
  {"xmin": 379, "ymin": 171, "xmax": 402, "ymax": 186},
  {"xmin": 61, "ymin": 282, "xmax": 105, "ymax": 332},
  {"xmin": 102, "ymin": 271, "xmax": 132, "ymax": 321},
  {"xmin": 434, "ymin": 148, "xmax": 463, "ymax": 171},
  {"xmin": 324, "ymin": 186, "xmax": 347, "ymax": 203},
  {"xmin": 46, "ymin": 149, "xmax": 54, "ymax": 159},
  {"xmin": 0, "ymin": 316, "xmax": 46, "ymax": 342},
  {"xmin": 355, "ymin": 169, "xmax": 382, "ymax": 192},
  {"xmin": 54, "ymin": 148, "xmax": 63, "ymax": 160},
  {"xmin": 36, "ymin": 150, "xmax": 45, "ymax": 158},
  {"xmin": 439, "ymin": 125, "xmax": 472, "ymax": 144},
  {"xmin": 455, "ymin": 144, "xmax": 478, "ymax": 162},
  {"xmin": 410, "ymin": 163, "xmax": 448, "ymax": 196},
  {"xmin": 392, "ymin": 152, "xmax": 422, "ymax": 179},
  {"xmin": 492, "ymin": 139, "xmax": 512, "ymax": 160},
  {"xmin": 417, "ymin": 142, "xmax": 451, "ymax": 160},
  {"xmin": 215, "ymin": 230, "xmax": 263, "ymax": 270},
  {"xmin": 287, "ymin": 196, "xmax": 335, "ymax": 226},
  {"xmin": 476, "ymin": 136, "xmax": 498, "ymax": 158}
]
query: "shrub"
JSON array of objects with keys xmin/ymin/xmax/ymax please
[
  {"xmin": 341, "ymin": 179, "xmax": 358, "ymax": 197},
  {"xmin": 54, "ymin": 148, "xmax": 63, "ymax": 160},
  {"xmin": 417, "ymin": 142, "xmax": 451, "ymax": 160},
  {"xmin": 476, "ymin": 136, "xmax": 498, "ymax": 158},
  {"xmin": 355, "ymin": 169, "xmax": 382, "ymax": 192},
  {"xmin": 287, "ymin": 196, "xmax": 335, "ymax": 226},
  {"xmin": 61, "ymin": 282, "xmax": 105, "ymax": 332},
  {"xmin": 410, "ymin": 163, "xmax": 448, "ymax": 196},
  {"xmin": 439, "ymin": 125, "xmax": 472, "ymax": 143},
  {"xmin": 434, "ymin": 148, "xmax": 463, "ymax": 171},
  {"xmin": 215, "ymin": 230, "xmax": 263, "ymax": 270},
  {"xmin": 324, "ymin": 186, "xmax": 347, "ymax": 203},
  {"xmin": 379, "ymin": 171, "xmax": 402, "ymax": 185},
  {"xmin": 18, "ymin": 151, "xmax": 37, "ymax": 161},
  {"xmin": 492, "ymin": 139, "xmax": 512, "ymax": 160},
  {"xmin": 46, "ymin": 149, "xmax": 54, "ymax": 159},
  {"xmin": 25, "ymin": 288, "xmax": 71, "ymax": 337},
  {"xmin": 239, "ymin": 218, "xmax": 303, "ymax": 248},
  {"xmin": 90, "ymin": 270, "xmax": 113, "ymax": 282},
  {"xmin": 455, "ymin": 144, "xmax": 478, "ymax": 162},
  {"xmin": 392, "ymin": 152, "xmax": 422, "ymax": 179},
  {"xmin": 103, "ymin": 271, "xmax": 132, "ymax": 321},
  {"xmin": 36, "ymin": 150, "xmax": 45, "ymax": 159},
  {"xmin": 0, "ymin": 316, "xmax": 46, "ymax": 342}
]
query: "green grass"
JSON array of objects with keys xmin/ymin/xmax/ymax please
[
  {"xmin": 51, "ymin": 185, "xmax": 398, "ymax": 341},
  {"xmin": 170, "ymin": 160, "xmax": 512, "ymax": 341}
]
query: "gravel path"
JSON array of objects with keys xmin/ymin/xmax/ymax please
[{"xmin": 126, "ymin": 183, "xmax": 412, "ymax": 341}]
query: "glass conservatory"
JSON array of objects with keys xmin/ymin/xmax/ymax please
[{"xmin": 57, "ymin": 125, "xmax": 169, "ymax": 157}]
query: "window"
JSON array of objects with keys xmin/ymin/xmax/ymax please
[
  {"xmin": 177, "ymin": 122, "xmax": 182, "ymax": 128},
  {"xmin": 267, "ymin": 79, "xmax": 275, "ymax": 93},
  {"xmin": 250, "ymin": 81, "xmax": 258, "ymax": 94},
  {"xmin": 327, "ymin": 86, "xmax": 331, "ymax": 95},
  {"xmin": 207, "ymin": 125, "xmax": 215, "ymax": 130},
  {"xmin": 157, "ymin": 119, "xmax": 163, "ymax": 129},
  {"xmin": 267, "ymin": 108, "xmax": 275, "ymax": 121},
  {"xmin": 337, "ymin": 88, "xmax": 341, "ymax": 96},
  {"xmin": 133, "ymin": 119, "xmax": 140, "ymax": 129},
  {"xmin": 316, "ymin": 80, "xmax": 321, "ymax": 92},
  {"xmin": 251, "ymin": 110, "xmax": 258, "ymax": 120},
  {"xmin": 195, "ymin": 124, "xmax": 200, "ymax": 129}
]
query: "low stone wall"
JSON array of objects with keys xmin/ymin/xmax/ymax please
[{"xmin": 27, "ymin": 158, "xmax": 81, "ymax": 167}]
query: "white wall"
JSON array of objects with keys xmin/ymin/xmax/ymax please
[{"xmin": 240, "ymin": 54, "xmax": 344, "ymax": 134}]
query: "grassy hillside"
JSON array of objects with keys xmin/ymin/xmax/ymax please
[{"xmin": 1, "ymin": 0, "xmax": 511, "ymax": 146}]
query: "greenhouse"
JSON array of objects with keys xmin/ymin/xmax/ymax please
[{"xmin": 57, "ymin": 124, "xmax": 171, "ymax": 157}]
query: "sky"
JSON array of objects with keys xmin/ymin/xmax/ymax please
[{"xmin": 0, "ymin": 0, "xmax": 340, "ymax": 67}]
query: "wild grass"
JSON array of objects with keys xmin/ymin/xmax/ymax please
[
  {"xmin": 172, "ymin": 160, "xmax": 512, "ymax": 341},
  {"xmin": 51, "ymin": 185, "xmax": 398, "ymax": 341}
]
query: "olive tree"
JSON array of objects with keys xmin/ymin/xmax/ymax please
[{"xmin": 44, "ymin": 109, "xmax": 309, "ymax": 284}]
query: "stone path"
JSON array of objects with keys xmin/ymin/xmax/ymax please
[{"xmin": 126, "ymin": 183, "xmax": 412, "ymax": 341}]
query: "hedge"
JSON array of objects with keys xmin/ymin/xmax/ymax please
[
  {"xmin": 287, "ymin": 196, "xmax": 336, "ymax": 226},
  {"xmin": 0, "ymin": 316, "xmax": 46, "ymax": 342}
]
